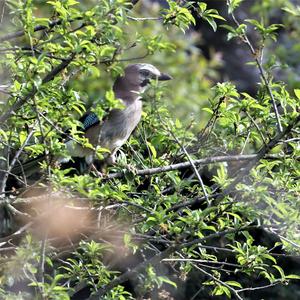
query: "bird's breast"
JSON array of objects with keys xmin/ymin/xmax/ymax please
[{"xmin": 100, "ymin": 100, "xmax": 142, "ymax": 150}]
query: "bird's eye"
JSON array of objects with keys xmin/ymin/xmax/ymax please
[{"xmin": 140, "ymin": 69, "xmax": 151, "ymax": 77}]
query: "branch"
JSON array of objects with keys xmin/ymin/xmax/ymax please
[
  {"xmin": 268, "ymin": 228, "xmax": 300, "ymax": 249},
  {"xmin": 214, "ymin": 115, "xmax": 300, "ymax": 203},
  {"xmin": 0, "ymin": 19, "xmax": 64, "ymax": 43},
  {"xmin": 87, "ymin": 224, "xmax": 256, "ymax": 299},
  {"xmin": 0, "ymin": 0, "xmax": 141, "ymax": 43},
  {"xmin": 0, "ymin": 120, "xmax": 38, "ymax": 194},
  {"xmin": 0, "ymin": 0, "xmax": 5, "ymax": 25},
  {"xmin": 0, "ymin": 53, "xmax": 75, "ymax": 124},
  {"xmin": 127, "ymin": 16, "xmax": 163, "ymax": 21},
  {"xmin": 226, "ymin": 1, "xmax": 283, "ymax": 133},
  {"xmin": 193, "ymin": 264, "xmax": 243, "ymax": 300},
  {"xmin": 0, "ymin": 84, "xmax": 10, "ymax": 94},
  {"xmin": 169, "ymin": 130, "xmax": 210, "ymax": 203},
  {"xmin": 107, "ymin": 154, "xmax": 268, "ymax": 179},
  {"xmin": 0, "ymin": 0, "xmax": 141, "ymax": 123},
  {"xmin": 237, "ymin": 280, "xmax": 281, "ymax": 293},
  {"xmin": 0, "ymin": 221, "xmax": 33, "ymax": 243},
  {"xmin": 162, "ymin": 258, "xmax": 241, "ymax": 269}
]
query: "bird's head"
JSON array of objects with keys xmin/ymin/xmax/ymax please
[
  {"xmin": 113, "ymin": 63, "xmax": 172, "ymax": 101},
  {"xmin": 125, "ymin": 63, "xmax": 172, "ymax": 88}
]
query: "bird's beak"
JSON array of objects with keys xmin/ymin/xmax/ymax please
[{"xmin": 158, "ymin": 72, "xmax": 172, "ymax": 81}]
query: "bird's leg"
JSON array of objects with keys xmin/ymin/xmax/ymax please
[
  {"xmin": 125, "ymin": 163, "xmax": 138, "ymax": 175},
  {"xmin": 105, "ymin": 149, "xmax": 117, "ymax": 166},
  {"xmin": 91, "ymin": 163, "xmax": 104, "ymax": 178},
  {"xmin": 109, "ymin": 149, "xmax": 137, "ymax": 174},
  {"xmin": 86, "ymin": 154, "xmax": 104, "ymax": 177}
]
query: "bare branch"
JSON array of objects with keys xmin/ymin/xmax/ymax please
[
  {"xmin": 162, "ymin": 258, "xmax": 241, "ymax": 268},
  {"xmin": 107, "ymin": 154, "xmax": 269, "ymax": 179},
  {"xmin": 127, "ymin": 16, "xmax": 163, "ymax": 21},
  {"xmin": 5, "ymin": 203, "xmax": 32, "ymax": 221},
  {"xmin": 269, "ymin": 228, "xmax": 300, "ymax": 249},
  {"xmin": 237, "ymin": 281, "xmax": 281, "ymax": 293}
]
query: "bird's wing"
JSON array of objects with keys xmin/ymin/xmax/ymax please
[
  {"xmin": 79, "ymin": 111, "xmax": 100, "ymax": 131},
  {"xmin": 83, "ymin": 108, "xmax": 122, "ymax": 149}
]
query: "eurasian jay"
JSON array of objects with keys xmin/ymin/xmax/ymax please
[
  {"xmin": 60, "ymin": 63, "xmax": 172, "ymax": 169},
  {"xmin": 15, "ymin": 63, "xmax": 171, "ymax": 176}
]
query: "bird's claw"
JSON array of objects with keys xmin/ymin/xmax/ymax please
[
  {"xmin": 125, "ymin": 164, "xmax": 138, "ymax": 175},
  {"xmin": 91, "ymin": 164, "xmax": 105, "ymax": 178}
]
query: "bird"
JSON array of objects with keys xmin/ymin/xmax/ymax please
[{"xmin": 13, "ymin": 63, "xmax": 172, "ymax": 177}]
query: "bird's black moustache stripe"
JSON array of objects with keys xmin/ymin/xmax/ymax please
[{"xmin": 141, "ymin": 78, "xmax": 150, "ymax": 87}]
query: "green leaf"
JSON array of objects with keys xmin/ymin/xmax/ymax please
[
  {"xmin": 158, "ymin": 276, "xmax": 177, "ymax": 288},
  {"xmin": 262, "ymin": 254, "xmax": 277, "ymax": 264},
  {"xmin": 294, "ymin": 89, "xmax": 300, "ymax": 100},
  {"xmin": 175, "ymin": 118, "xmax": 182, "ymax": 128},
  {"xmin": 19, "ymin": 131, "xmax": 27, "ymax": 145},
  {"xmin": 228, "ymin": 0, "xmax": 244, "ymax": 14},
  {"xmin": 273, "ymin": 265, "xmax": 286, "ymax": 279},
  {"xmin": 35, "ymin": 17, "xmax": 50, "ymax": 26},
  {"xmin": 202, "ymin": 107, "xmax": 213, "ymax": 114},
  {"xmin": 67, "ymin": 0, "xmax": 79, "ymax": 5},
  {"xmin": 286, "ymin": 274, "xmax": 300, "ymax": 280},
  {"xmin": 198, "ymin": 2, "xmax": 207, "ymax": 13},
  {"xmin": 225, "ymin": 281, "xmax": 242, "ymax": 288},
  {"xmin": 147, "ymin": 141, "xmax": 157, "ymax": 159}
]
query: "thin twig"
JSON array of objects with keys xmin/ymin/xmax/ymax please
[
  {"xmin": 0, "ymin": 221, "xmax": 33, "ymax": 243},
  {"xmin": 37, "ymin": 231, "xmax": 48, "ymax": 285},
  {"xmin": 87, "ymin": 224, "xmax": 256, "ymax": 299},
  {"xmin": 127, "ymin": 16, "xmax": 163, "ymax": 21},
  {"xmin": 269, "ymin": 229, "xmax": 300, "ymax": 249},
  {"xmin": 162, "ymin": 258, "xmax": 241, "ymax": 268},
  {"xmin": 245, "ymin": 111, "xmax": 267, "ymax": 145},
  {"xmin": 0, "ymin": 120, "xmax": 38, "ymax": 194},
  {"xmin": 237, "ymin": 280, "xmax": 281, "ymax": 293},
  {"xmin": 171, "ymin": 132, "xmax": 210, "ymax": 202},
  {"xmin": 226, "ymin": 0, "xmax": 283, "ymax": 133},
  {"xmin": 193, "ymin": 264, "xmax": 243, "ymax": 300}
]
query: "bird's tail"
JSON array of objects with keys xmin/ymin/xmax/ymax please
[{"xmin": 11, "ymin": 155, "xmax": 47, "ymax": 177}]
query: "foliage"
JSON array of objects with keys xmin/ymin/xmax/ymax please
[{"xmin": 0, "ymin": 0, "xmax": 299, "ymax": 299}]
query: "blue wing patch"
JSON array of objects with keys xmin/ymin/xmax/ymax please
[{"xmin": 80, "ymin": 112, "xmax": 100, "ymax": 131}]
